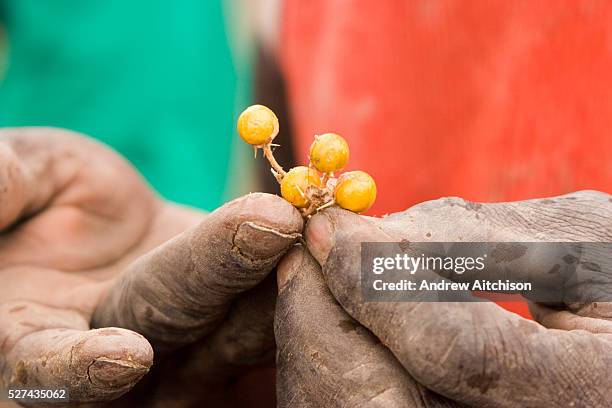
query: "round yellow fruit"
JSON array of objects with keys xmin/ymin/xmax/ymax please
[
  {"xmin": 334, "ymin": 170, "xmax": 377, "ymax": 213},
  {"xmin": 309, "ymin": 133, "xmax": 350, "ymax": 173},
  {"xmin": 280, "ymin": 166, "xmax": 322, "ymax": 208},
  {"xmin": 237, "ymin": 104, "xmax": 279, "ymax": 146}
]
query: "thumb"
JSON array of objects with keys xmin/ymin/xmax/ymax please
[
  {"xmin": 93, "ymin": 193, "xmax": 303, "ymax": 354},
  {"xmin": 1, "ymin": 302, "xmax": 152, "ymax": 403}
]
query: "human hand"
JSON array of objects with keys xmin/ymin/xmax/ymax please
[
  {"xmin": 0, "ymin": 128, "xmax": 303, "ymax": 406},
  {"xmin": 275, "ymin": 246, "xmax": 461, "ymax": 407},
  {"xmin": 276, "ymin": 191, "xmax": 612, "ymax": 407}
]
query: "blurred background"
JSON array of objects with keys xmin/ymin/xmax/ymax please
[{"xmin": 0, "ymin": 0, "xmax": 262, "ymax": 211}]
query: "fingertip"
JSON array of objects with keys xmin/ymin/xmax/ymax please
[
  {"xmin": 305, "ymin": 209, "xmax": 396, "ymax": 312},
  {"xmin": 233, "ymin": 220, "xmax": 300, "ymax": 263},
  {"xmin": 305, "ymin": 207, "xmax": 365, "ymax": 266},
  {"xmin": 75, "ymin": 328, "xmax": 153, "ymax": 390},
  {"xmin": 6, "ymin": 327, "xmax": 153, "ymax": 403},
  {"xmin": 87, "ymin": 357, "xmax": 149, "ymax": 390},
  {"xmin": 305, "ymin": 211, "xmax": 335, "ymax": 266},
  {"xmin": 221, "ymin": 193, "xmax": 304, "ymax": 264},
  {"xmin": 530, "ymin": 303, "xmax": 612, "ymax": 334},
  {"xmin": 81, "ymin": 328, "xmax": 154, "ymax": 366},
  {"xmin": 277, "ymin": 246, "xmax": 305, "ymax": 292},
  {"xmin": 231, "ymin": 192, "xmax": 304, "ymax": 232}
]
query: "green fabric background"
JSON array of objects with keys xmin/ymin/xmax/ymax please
[{"xmin": 0, "ymin": 0, "xmax": 252, "ymax": 210}]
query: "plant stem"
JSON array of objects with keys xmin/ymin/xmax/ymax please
[
  {"xmin": 263, "ymin": 144, "xmax": 286, "ymax": 178},
  {"xmin": 321, "ymin": 172, "xmax": 330, "ymax": 186}
]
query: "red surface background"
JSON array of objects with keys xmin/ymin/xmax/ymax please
[{"xmin": 281, "ymin": 0, "xmax": 612, "ymax": 318}]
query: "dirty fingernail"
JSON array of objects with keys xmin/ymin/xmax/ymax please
[
  {"xmin": 88, "ymin": 357, "xmax": 149, "ymax": 388},
  {"xmin": 234, "ymin": 221, "xmax": 301, "ymax": 262}
]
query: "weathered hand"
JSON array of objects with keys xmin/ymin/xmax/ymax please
[
  {"xmin": 275, "ymin": 246, "xmax": 461, "ymax": 407},
  {"xmin": 280, "ymin": 191, "xmax": 612, "ymax": 407},
  {"xmin": 0, "ymin": 128, "xmax": 302, "ymax": 406}
]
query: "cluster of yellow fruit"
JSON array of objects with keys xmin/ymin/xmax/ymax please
[{"xmin": 237, "ymin": 104, "xmax": 376, "ymax": 216}]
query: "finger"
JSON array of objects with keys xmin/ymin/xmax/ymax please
[
  {"xmin": 0, "ymin": 128, "xmax": 156, "ymax": 270},
  {"xmin": 570, "ymin": 302, "xmax": 612, "ymax": 320},
  {"xmin": 372, "ymin": 190, "xmax": 612, "ymax": 308},
  {"xmin": 92, "ymin": 193, "xmax": 302, "ymax": 354},
  {"xmin": 0, "ymin": 302, "xmax": 152, "ymax": 403},
  {"xmin": 275, "ymin": 246, "xmax": 459, "ymax": 408},
  {"xmin": 373, "ymin": 190, "xmax": 612, "ymax": 243},
  {"xmin": 306, "ymin": 209, "xmax": 612, "ymax": 407},
  {"xmin": 530, "ymin": 303, "xmax": 612, "ymax": 334}
]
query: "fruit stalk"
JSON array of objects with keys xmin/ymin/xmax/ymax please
[{"xmin": 263, "ymin": 144, "xmax": 287, "ymax": 178}]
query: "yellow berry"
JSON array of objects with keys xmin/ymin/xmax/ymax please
[
  {"xmin": 280, "ymin": 166, "xmax": 322, "ymax": 208},
  {"xmin": 237, "ymin": 104, "xmax": 279, "ymax": 146},
  {"xmin": 334, "ymin": 171, "xmax": 377, "ymax": 213},
  {"xmin": 309, "ymin": 133, "xmax": 350, "ymax": 173}
]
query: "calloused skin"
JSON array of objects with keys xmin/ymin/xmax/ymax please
[
  {"xmin": 0, "ymin": 128, "xmax": 303, "ymax": 407},
  {"xmin": 3, "ymin": 128, "xmax": 612, "ymax": 407},
  {"xmin": 275, "ymin": 191, "xmax": 612, "ymax": 407}
]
